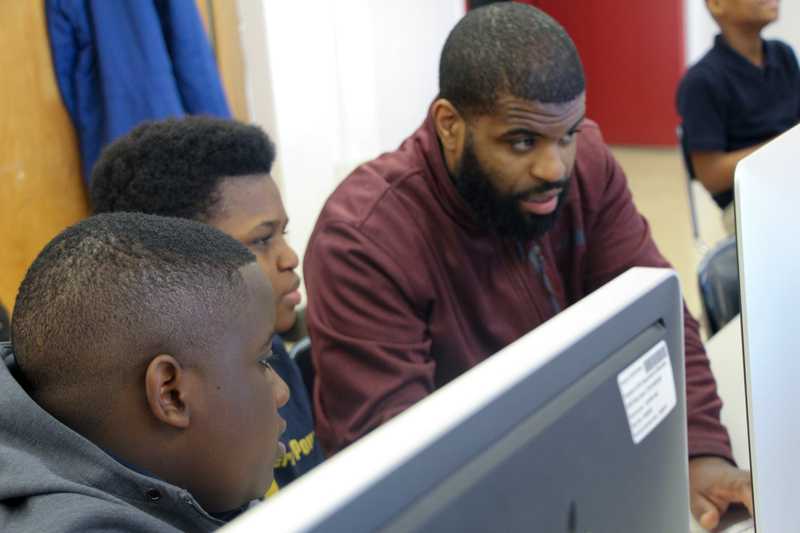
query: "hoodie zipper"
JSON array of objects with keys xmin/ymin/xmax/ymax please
[
  {"xmin": 528, "ymin": 243, "xmax": 561, "ymax": 314},
  {"xmin": 507, "ymin": 241, "xmax": 561, "ymax": 321}
]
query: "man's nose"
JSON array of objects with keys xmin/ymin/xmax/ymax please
[{"xmin": 530, "ymin": 142, "xmax": 566, "ymax": 183}]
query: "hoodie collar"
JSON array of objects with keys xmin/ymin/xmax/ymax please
[
  {"xmin": 0, "ymin": 342, "xmax": 225, "ymax": 528},
  {"xmin": 1, "ymin": 341, "xmax": 21, "ymax": 382}
]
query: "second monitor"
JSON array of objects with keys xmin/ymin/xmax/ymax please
[{"xmin": 223, "ymin": 267, "xmax": 689, "ymax": 533}]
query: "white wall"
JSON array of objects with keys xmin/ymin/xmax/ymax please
[
  {"xmin": 685, "ymin": 0, "xmax": 800, "ymax": 66},
  {"xmin": 685, "ymin": 0, "xmax": 715, "ymax": 65},
  {"xmin": 236, "ymin": 0, "xmax": 465, "ymax": 293},
  {"xmin": 764, "ymin": 2, "xmax": 800, "ymax": 54}
]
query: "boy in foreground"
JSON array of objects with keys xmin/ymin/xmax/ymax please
[{"xmin": 0, "ymin": 212, "xmax": 288, "ymax": 531}]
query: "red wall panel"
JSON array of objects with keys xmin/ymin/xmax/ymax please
[{"xmin": 515, "ymin": 1, "xmax": 685, "ymax": 146}]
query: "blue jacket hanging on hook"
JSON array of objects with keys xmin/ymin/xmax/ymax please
[{"xmin": 46, "ymin": 0, "xmax": 231, "ymax": 185}]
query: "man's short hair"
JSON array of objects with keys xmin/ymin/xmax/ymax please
[
  {"xmin": 439, "ymin": 3, "xmax": 585, "ymax": 116},
  {"xmin": 12, "ymin": 212, "xmax": 257, "ymax": 428},
  {"xmin": 90, "ymin": 116, "xmax": 276, "ymax": 221}
]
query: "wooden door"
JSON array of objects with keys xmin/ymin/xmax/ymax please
[
  {"xmin": 197, "ymin": 0, "xmax": 249, "ymax": 121},
  {"xmin": 0, "ymin": 1, "xmax": 248, "ymax": 315},
  {"xmin": 0, "ymin": 1, "xmax": 89, "ymax": 313}
]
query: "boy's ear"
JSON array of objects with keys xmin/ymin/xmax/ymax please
[{"xmin": 144, "ymin": 354, "xmax": 191, "ymax": 429}]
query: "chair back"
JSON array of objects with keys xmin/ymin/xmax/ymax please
[
  {"xmin": 0, "ymin": 303, "xmax": 9, "ymax": 342},
  {"xmin": 677, "ymin": 125, "xmax": 702, "ymax": 241},
  {"xmin": 698, "ymin": 235, "xmax": 740, "ymax": 335},
  {"xmin": 677, "ymin": 125, "xmax": 697, "ymax": 179},
  {"xmin": 289, "ymin": 337, "xmax": 314, "ymax": 402}
]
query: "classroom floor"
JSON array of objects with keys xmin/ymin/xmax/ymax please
[{"xmin": 610, "ymin": 146, "xmax": 728, "ymax": 340}]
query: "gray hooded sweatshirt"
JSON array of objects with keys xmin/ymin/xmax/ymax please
[{"xmin": 0, "ymin": 342, "xmax": 228, "ymax": 532}]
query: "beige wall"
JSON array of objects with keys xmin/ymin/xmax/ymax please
[{"xmin": 198, "ymin": 0, "xmax": 248, "ymax": 121}]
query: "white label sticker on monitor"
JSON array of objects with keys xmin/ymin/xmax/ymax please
[{"xmin": 617, "ymin": 340, "xmax": 676, "ymax": 445}]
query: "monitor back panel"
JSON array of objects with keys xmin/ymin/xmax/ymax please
[
  {"xmin": 378, "ymin": 322, "xmax": 684, "ymax": 533},
  {"xmin": 220, "ymin": 269, "xmax": 687, "ymax": 533}
]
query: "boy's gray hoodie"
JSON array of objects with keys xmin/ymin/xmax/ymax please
[{"xmin": 0, "ymin": 342, "xmax": 227, "ymax": 532}]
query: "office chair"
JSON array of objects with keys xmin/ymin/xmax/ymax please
[
  {"xmin": 289, "ymin": 336, "xmax": 315, "ymax": 402},
  {"xmin": 677, "ymin": 125, "xmax": 702, "ymax": 245},
  {"xmin": 697, "ymin": 235, "xmax": 740, "ymax": 335},
  {"xmin": 0, "ymin": 302, "xmax": 9, "ymax": 342}
]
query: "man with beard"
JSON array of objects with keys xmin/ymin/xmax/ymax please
[{"xmin": 304, "ymin": 4, "xmax": 752, "ymax": 529}]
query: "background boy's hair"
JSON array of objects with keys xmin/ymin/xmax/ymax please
[{"xmin": 90, "ymin": 116, "xmax": 276, "ymax": 221}]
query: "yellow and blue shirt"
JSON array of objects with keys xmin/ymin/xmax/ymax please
[{"xmin": 266, "ymin": 337, "xmax": 325, "ymax": 496}]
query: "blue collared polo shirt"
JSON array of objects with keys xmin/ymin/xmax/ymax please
[{"xmin": 677, "ymin": 34, "xmax": 800, "ymax": 209}]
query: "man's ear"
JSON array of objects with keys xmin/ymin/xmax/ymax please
[
  {"xmin": 432, "ymin": 98, "xmax": 466, "ymax": 173},
  {"xmin": 144, "ymin": 354, "xmax": 191, "ymax": 429}
]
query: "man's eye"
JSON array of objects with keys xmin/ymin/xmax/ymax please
[{"xmin": 511, "ymin": 138, "xmax": 535, "ymax": 152}]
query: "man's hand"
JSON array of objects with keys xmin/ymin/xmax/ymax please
[{"xmin": 689, "ymin": 456, "xmax": 753, "ymax": 530}]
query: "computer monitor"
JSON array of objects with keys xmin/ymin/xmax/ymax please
[
  {"xmin": 734, "ymin": 123, "xmax": 800, "ymax": 532},
  {"xmin": 222, "ymin": 267, "xmax": 688, "ymax": 533}
]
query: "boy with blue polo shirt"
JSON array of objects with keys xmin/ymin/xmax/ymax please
[{"xmin": 677, "ymin": 0, "xmax": 800, "ymax": 234}]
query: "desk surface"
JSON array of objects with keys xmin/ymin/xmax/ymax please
[
  {"xmin": 704, "ymin": 316, "xmax": 749, "ymax": 470},
  {"xmin": 689, "ymin": 316, "xmax": 750, "ymax": 533}
]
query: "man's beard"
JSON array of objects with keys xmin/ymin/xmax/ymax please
[{"xmin": 451, "ymin": 138, "xmax": 570, "ymax": 242}]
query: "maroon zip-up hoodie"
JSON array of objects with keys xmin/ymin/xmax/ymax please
[{"xmin": 304, "ymin": 114, "xmax": 733, "ymax": 460}]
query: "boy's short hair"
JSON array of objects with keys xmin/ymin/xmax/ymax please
[
  {"xmin": 12, "ymin": 212, "xmax": 256, "ymax": 427},
  {"xmin": 90, "ymin": 116, "xmax": 276, "ymax": 221}
]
